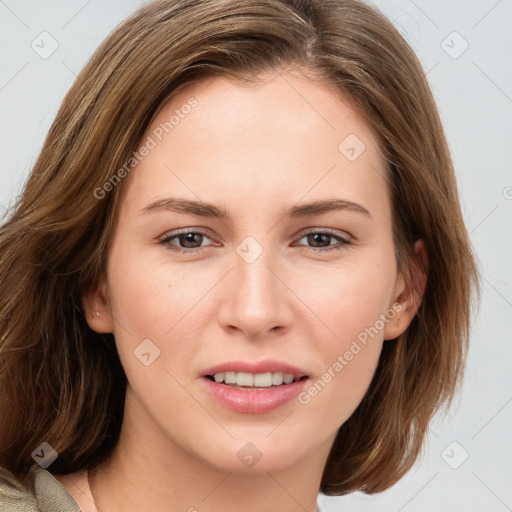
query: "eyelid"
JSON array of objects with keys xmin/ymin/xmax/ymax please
[
  {"xmin": 160, "ymin": 226, "xmax": 215, "ymax": 239},
  {"xmin": 294, "ymin": 227, "xmax": 352, "ymax": 243}
]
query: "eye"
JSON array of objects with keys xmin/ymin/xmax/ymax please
[
  {"xmin": 158, "ymin": 228, "xmax": 352, "ymax": 254},
  {"xmin": 292, "ymin": 229, "xmax": 352, "ymax": 252},
  {"xmin": 159, "ymin": 229, "xmax": 215, "ymax": 253}
]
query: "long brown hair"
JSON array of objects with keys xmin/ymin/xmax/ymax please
[{"xmin": 0, "ymin": 0, "xmax": 479, "ymax": 494}]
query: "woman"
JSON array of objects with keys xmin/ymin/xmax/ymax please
[{"xmin": 0, "ymin": 0, "xmax": 479, "ymax": 511}]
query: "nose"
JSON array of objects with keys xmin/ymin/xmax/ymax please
[{"xmin": 217, "ymin": 241, "xmax": 293, "ymax": 340}]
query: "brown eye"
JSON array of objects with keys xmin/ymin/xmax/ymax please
[
  {"xmin": 175, "ymin": 232, "xmax": 205, "ymax": 249},
  {"xmin": 159, "ymin": 230, "xmax": 213, "ymax": 253},
  {"xmin": 294, "ymin": 230, "xmax": 351, "ymax": 252}
]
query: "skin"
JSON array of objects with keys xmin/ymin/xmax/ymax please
[{"xmin": 55, "ymin": 69, "xmax": 427, "ymax": 512}]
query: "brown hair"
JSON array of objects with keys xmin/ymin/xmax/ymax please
[{"xmin": 0, "ymin": 0, "xmax": 479, "ymax": 494}]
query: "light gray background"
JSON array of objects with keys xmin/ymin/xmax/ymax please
[{"xmin": 0, "ymin": 1, "xmax": 511, "ymax": 511}]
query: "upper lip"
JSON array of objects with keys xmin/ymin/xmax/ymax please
[{"xmin": 202, "ymin": 359, "xmax": 309, "ymax": 379}]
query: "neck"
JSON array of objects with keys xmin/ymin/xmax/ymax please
[{"xmin": 91, "ymin": 384, "xmax": 333, "ymax": 512}]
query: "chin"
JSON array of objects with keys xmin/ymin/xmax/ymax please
[{"xmin": 188, "ymin": 430, "xmax": 314, "ymax": 474}]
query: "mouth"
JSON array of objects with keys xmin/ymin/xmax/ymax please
[
  {"xmin": 204, "ymin": 371, "xmax": 309, "ymax": 390},
  {"xmin": 200, "ymin": 360, "xmax": 311, "ymax": 412}
]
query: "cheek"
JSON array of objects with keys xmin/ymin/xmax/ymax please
[
  {"xmin": 295, "ymin": 253, "xmax": 396, "ymax": 346},
  {"xmin": 293, "ymin": 257, "xmax": 394, "ymax": 421},
  {"xmin": 105, "ymin": 244, "xmax": 216, "ymax": 384},
  {"xmin": 107, "ymin": 245, "xmax": 198, "ymax": 336},
  {"xmin": 296, "ymin": 310, "xmax": 385, "ymax": 431},
  {"xmin": 104, "ymin": 253, "xmax": 203, "ymax": 415},
  {"xmin": 298, "ymin": 340, "xmax": 382, "ymax": 431}
]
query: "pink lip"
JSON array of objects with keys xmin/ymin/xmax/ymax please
[
  {"xmin": 200, "ymin": 376, "xmax": 309, "ymax": 414},
  {"xmin": 201, "ymin": 359, "xmax": 309, "ymax": 379},
  {"xmin": 200, "ymin": 359, "xmax": 310, "ymax": 414}
]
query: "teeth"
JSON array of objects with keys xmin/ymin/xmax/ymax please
[
  {"xmin": 272, "ymin": 372, "xmax": 284, "ymax": 386},
  {"xmin": 283, "ymin": 373, "xmax": 294, "ymax": 384},
  {"xmin": 211, "ymin": 371, "xmax": 299, "ymax": 387},
  {"xmin": 224, "ymin": 372, "xmax": 236, "ymax": 384},
  {"xmin": 237, "ymin": 372, "xmax": 254, "ymax": 386},
  {"xmin": 253, "ymin": 372, "xmax": 272, "ymax": 387}
]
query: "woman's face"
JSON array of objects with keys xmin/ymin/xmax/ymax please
[{"xmin": 88, "ymin": 70, "xmax": 420, "ymax": 473}]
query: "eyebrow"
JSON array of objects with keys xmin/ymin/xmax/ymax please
[{"xmin": 138, "ymin": 197, "xmax": 371, "ymax": 219}]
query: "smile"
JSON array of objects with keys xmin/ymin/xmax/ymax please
[
  {"xmin": 200, "ymin": 359, "xmax": 310, "ymax": 413},
  {"xmin": 207, "ymin": 371, "xmax": 304, "ymax": 388}
]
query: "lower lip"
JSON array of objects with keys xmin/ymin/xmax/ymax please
[{"xmin": 200, "ymin": 377, "xmax": 308, "ymax": 414}]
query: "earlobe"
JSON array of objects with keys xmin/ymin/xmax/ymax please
[
  {"xmin": 81, "ymin": 276, "xmax": 115, "ymax": 333},
  {"xmin": 383, "ymin": 239, "xmax": 429, "ymax": 341}
]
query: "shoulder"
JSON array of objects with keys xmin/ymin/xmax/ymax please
[
  {"xmin": 0, "ymin": 465, "xmax": 39, "ymax": 511},
  {"xmin": 0, "ymin": 464, "xmax": 81, "ymax": 512}
]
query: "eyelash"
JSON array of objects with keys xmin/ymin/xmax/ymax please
[{"xmin": 158, "ymin": 228, "xmax": 352, "ymax": 254}]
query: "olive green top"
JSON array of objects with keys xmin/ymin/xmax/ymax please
[{"xmin": 0, "ymin": 464, "xmax": 81, "ymax": 512}]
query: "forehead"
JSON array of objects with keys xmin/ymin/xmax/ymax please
[{"xmin": 119, "ymin": 71, "xmax": 389, "ymax": 218}]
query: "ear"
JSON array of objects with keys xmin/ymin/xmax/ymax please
[
  {"xmin": 383, "ymin": 239, "xmax": 428, "ymax": 341},
  {"xmin": 81, "ymin": 274, "xmax": 115, "ymax": 333}
]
